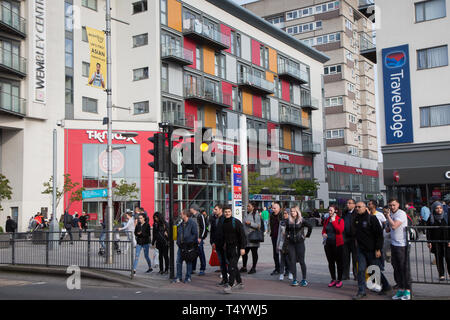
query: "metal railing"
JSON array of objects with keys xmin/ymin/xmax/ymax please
[
  {"xmin": 162, "ymin": 110, "xmax": 195, "ymax": 129},
  {"xmin": 161, "ymin": 43, "xmax": 193, "ymax": 63},
  {"xmin": 0, "ymin": 231, "xmax": 133, "ymax": 276},
  {"xmin": 184, "ymin": 78, "xmax": 232, "ymax": 107},
  {"xmin": 278, "ymin": 62, "xmax": 309, "ymax": 83},
  {"xmin": 0, "ymin": 91, "xmax": 26, "ymax": 115},
  {"xmin": 238, "ymin": 71, "xmax": 274, "ymax": 93},
  {"xmin": 301, "ymin": 91, "xmax": 320, "ymax": 109},
  {"xmin": 183, "ymin": 18, "xmax": 230, "ymax": 47},
  {"xmin": 279, "ymin": 110, "xmax": 301, "ymax": 125},
  {"xmin": 0, "ymin": 46, "xmax": 27, "ymax": 74},
  {"xmin": 359, "ymin": 0, "xmax": 374, "ymax": 8},
  {"xmin": 360, "ymin": 31, "xmax": 376, "ymax": 51},
  {"xmin": 0, "ymin": 4, "xmax": 26, "ymax": 35},
  {"xmin": 302, "ymin": 142, "xmax": 321, "ymax": 153},
  {"xmin": 407, "ymin": 226, "xmax": 450, "ymax": 286}
]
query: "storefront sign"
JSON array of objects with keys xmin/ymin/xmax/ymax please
[
  {"xmin": 217, "ymin": 143, "xmax": 234, "ymax": 154},
  {"xmin": 99, "ymin": 150, "xmax": 125, "ymax": 174},
  {"xmin": 82, "ymin": 189, "xmax": 107, "ymax": 199},
  {"xmin": 86, "ymin": 130, "xmax": 137, "ymax": 144},
  {"xmin": 88, "ymin": 213, "xmax": 98, "ymax": 221},
  {"xmin": 382, "ymin": 44, "xmax": 414, "ymax": 144},
  {"xmin": 278, "ymin": 154, "xmax": 290, "ymax": 161},
  {"xmin": 33, "ymin": 0, "xmax": 46, "ymax": 103},
  {"xmin": 232, "ymin": 165, "xmax": 242, "ymax": 222},
  {"xmin": 432, "ymin": 189, "xmax": 442, "ymax": 199}
]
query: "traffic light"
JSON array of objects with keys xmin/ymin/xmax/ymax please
[
  {"xmin": 148, "ymin": 132, "xmax": 166, "ymax": 172},
  {"xmin": 197, "ymin": 127, "xmax": 213, "ymax": 168}
]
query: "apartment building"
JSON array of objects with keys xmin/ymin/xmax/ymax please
[
  {"xmin": 244, "ymin": 0, "xmax": 381, "ymax": 206},
  {"xmin": 377, "ymin": 0, "xmax": 450, "ymax": 206},
  {"xmin": 0, "ymin": 0, "xmax": 329, "ymax": 231}
]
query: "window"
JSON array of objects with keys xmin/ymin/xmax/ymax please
[
  {"xmin": 65, "ymin": 2, "xmax": 73, "ymax": 32},
  {"xmin": 325, "ymin": 96, "xmax": 343, "ymax": 107},
  {"xmin": 82, "ymin": 0, "xmax": 97, "ymax": 11},
  {"xmin": 161, "ymin": 0, "xmax": 167, "ymax": 25},
  {"xmin": 349, "ymin": 114, "xmax": 356, "ymax": 123},
  {"xmin": 196, "ymin": 46, "xmax": 202, "ymax": 71},
  {"xmin": 324, "ymin": 65, "xmax": 342, "ymax": 74},
  {"xmin": 274, "ymin": 76, "xmax": 281, "ymax": 98},
  {"xmin": 133, "ymin": 33, "xmax": 148, "ymax": 48},
  {"xmin": 216, "ymin": 111, "xmax": 227, "ymax": 133},
  {"xmin": 326, "ymin": 129, "xmax": 344, "ymax": 139},
  {"xmin": 230, "ymin": 31, "xmax": 241, "ymax": 57},
  {"xmin": 346, "ymin": 49, "xmax": 353, "ymax": 61},
  {"xmin": 65, "ymin": 76, "xmax": 73, "ymax": 104},
  {"xmin": 417, "ymin": 45, "xmax": 448, "ymax": 69},
  {"xmin": 65, "ymin": 38, "xmax": 73, "ymax": 68},
  {"xmin": 162, "ymin": 98, "xmax": 182, "ymax": 117},
  {"xmin": 82, "ymin": 62, "xmax": 90, "ymax": 77},
  {"xmin": 82, "ymin": 97, "xmax": 98, "ymax": 113},
  {"xmin": 260, "ymin": 45, "xmax": 269, "ymax": 69},
  {"xmin": 420, "ymin": 104, "xmax": 450, "ymax": 127},
  {"xmin": 416, "ymin": 0, "xmax": 446, "ymax": 22},
  {"xmin": 262, "ymin": 98, "xmax": 270, "ymax": 120},
  {"xmin": 232, "ymin": 87, "xmax": 239, "ymax": 111},
  {"xmin": 347, "ymin": 82, "xmax": 355, "ymax": 93},
  {"xmin": 215, "ymin": 53, "xmax": 226, "ymax": 78},
  {"xmin": 161, "ymin": 63, "xmax": 168, "ymax": 92},
  {"xmin": 133, "ymin": 67, "xmax": 149, "ymax": 81},
  {"xmin": 304, "ymin": 32, "xmax": 340, "ymax": 46},
  {"xmin": 133, "ymin": 0, "xmax": 147, "ymax": 14},
  {"xmin": 82, "ymin": 26, "xmax": 88, "ymax": 42},
  {"xmin": 345, "ymin": 18, "xmax": 353, "ymax": 30},
  {"xmin": 349, "ymin": 146, "xmax": 358, "ymax": 156},
  {"xmin": 134, "ymin": 101, "xmax": 149, "ymax": 114},
  {"xmin": 267, "ymin": 16, "xmax": 284, "ymax": 24}
]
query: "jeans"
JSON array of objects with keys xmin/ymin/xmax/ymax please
[
  {"xmin": 99, "ymin": 231, "xmax": 106, "ymax": 249},
  {"xmin": 271, "ymin": 237, "xmax": 280, "ymax": 272},
  {"xmin": 343, "ymin": 239, "xmax": 357, "ymax": 279},
  {"xmin": 216, "ymin": 247, "xmax": 229, "ymax": 282},
  {"xmin": 192, "ymin": 239, "xmax": 206, "ymax": 272},
  {"xmin": 133, "ymin": 244, "xmax": 152, "ymax": 271},
  {"xmin": 225, "ymin": 245, "xmax": 242, "ymax": 286},
  {"xmin": 279, "ymin": 252, "xmax": 290, "ymax": 274},
  {"xmin": 263, "ymin": 220, "xmax": 269, "ymax": 233},
  {"xmin": 288, "ymin": 240, "xmax": 307, "ymax": 281},
  {"xmin": 176, "ymin": 247, "xmax": 193, "ymax": 281},
  {"xmin": 59, "ymin": 227, "xmax": 73, "ymax": 243},
  {"xmin": 391, "ymin": 245, "xmax": 411, "ymax": 290},
  {"xmin": 356, "ymin": 248, "xmax": 390, "ymax": 294},
  {"xmin": 324, "ymin": 243, "xmax": 344, "ymax": 281}
]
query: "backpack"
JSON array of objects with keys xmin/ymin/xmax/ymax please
[{"xmin": 406, "ymin": 214, "xmax": 418, "ymax": 241}]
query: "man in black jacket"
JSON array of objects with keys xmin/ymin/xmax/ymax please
[
  {"xmin": 352, "ymin": 202, "xmax": 391, "ymax": 300},
  {"xmin": 210, "ymin": 204, "xmax": 228, "ymax": 285},
  {"xmin": 269, "ymin": 202, "xmax": 282, "ymax": 275},
  {"xmin": 190, "ymin": 204, "xmax": 207, "ymax": 276},
  {"xmin": 342, "ymin": 199, "xmax": 357, "ymax": 280},
  {"xmin": 221, "ymin": 205, "xmax": 246, "ymax": 294},
  {"xmin": 59, "ymin": 211, "xmax": 74, "ymax": 245},
  {"xmin": 5, "ymin": 216, "xmax": 17, "ymax": 233}
]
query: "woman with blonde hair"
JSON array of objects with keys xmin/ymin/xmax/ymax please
[{"xmin": 285, "ymin": 206, "xmax": 312, "ymax": 287}]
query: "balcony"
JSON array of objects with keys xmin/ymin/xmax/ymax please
[
  {"xmin": 162, "ymin": 110, "xmax": 195, "ymax": 129},
  {"xmin": 237, "ymin": 72, "xmax": 274, "ymax": 95},
  {"xmin": 279, "ymin": 110, "xmax": 309, "ymax": 129},
  {"xmin": 183, "ymin": 19, "xmax": 230, "ymax": 51},
  {"xmin": 0, "ymin": 91, "xmax": 26, "ymax": 117},
  {"xmin": 360, "ymin": 31, "xmax": 376, "ymax": 64},
  {"xmin": 358, "ymin": 0, "xmax": 375, "ymax": 20},
  {"xmin": 278, "ymin": 62, "xmax": 309, "ymax": 84},
  {"xmin": 0, "ymin": 47, "xmax": 27, "ymax": 77},
  {"xmin": 302, "ymin": 142, "xmax": 321, "ymax": 154},
  {"xmin": 0, "ymin": 4, "xmax": 26, "ymax": 38},
  {"xmin": 161, "ymin": 43, "xmax": 193, "ymax": 66},
  {"xmin": 184, "ymin": 81, "xmax": 232, "ymax": 109},
  {"xmin": 301, "ymin": 92, "xmax": 319, "ymax": 111}
]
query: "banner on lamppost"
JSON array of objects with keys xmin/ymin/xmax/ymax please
[
  {"xmin": 86, "ymin": 27, "xmax": 107, "ymax": 89},
  {"xmin": 231, "ymin": 164, "xmax": 242, "ymax": 222}
]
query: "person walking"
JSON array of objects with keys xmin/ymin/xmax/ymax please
[
  {"xmin": 59, "ymin": 211, "xmax": 74, "ymax": 245},
  {"xmin": 420, "ymin": 202, "xmax": 431, "ymax": 234},
  {"xmin": 72, "ymin": 213, "xmax": 82, "ymax": 238},
  {"xmin": 210, "ymin": 204, "xmax": 228, "ymax": 286},
  {"xmin": 277, "ymin": 210, "xmax": 291, "ymax": 281},
  {"xmin": 285, "ymin": 207, "xmax": 312, "ymax": 287},
  {"xmin": 5, "ymin": 216, "xmax": 17, "ymax": 233},
  {"xmin": 342, "ymin": 199, "xmax": 357, "ymax": 280},
  {"xmin": 221, "ymin": 205, "xmax": 246, "ymax": 294},
  {"xmin": 352, "ymin": 202, "xmax": 391, "ymax": 300},
  {"xmin": 152, "ymin": 211, "xmax": 169, "ymax": 274},
  {"xmin": 190, "ymin": 204, "xmax": 207, "ymax": 276},
  {"xmin": 174, "ymin": 210, "xmax": 198, "ymax": 283},
  {"xmin": 269, "ymin": 202, "xmax": 282, "ymax": 275},
  {"xmin": 133, "ymin": 214, "xmax": 153, "ymax": 274},
  {"xmin": 426, "ymin": 202, "xmax": 450, "ymax": 281},
  {"xmin": 241, "ymin": 202, "xmax": 262, "ymax": 274},
  {"xmin": 385, "ymin": 199, "xmax": 412, "ymax": 300},
  {"xmin": 261, "ymin": 207, "xmax": 270, "ymax": 236},
  {"xmin": 79, "ymin": 212, "xmax": 89, "ymax": 237},
  {"xmin": 322, "ymin": 206, "xmax": 345, "ymax": 288},
  {"xmin": 119, "ymin": 211, "xmax": 136, "ymax": 248}
]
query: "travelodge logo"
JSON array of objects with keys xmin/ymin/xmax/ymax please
[{"xmin": 385, "ymin": 51, "xmax": 406, "ymax": 69}]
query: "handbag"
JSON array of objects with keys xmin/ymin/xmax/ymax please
[
  {"xmin": 209, "ymin": 246, "xmax": 220, "ymax": 266},
  {"xmin": 248, "ymin": 229, "xmax": 264, "ymax": 243},
  {"xmin": 180, "ymin": 243, "xmax": 198, "ymax": 262}
]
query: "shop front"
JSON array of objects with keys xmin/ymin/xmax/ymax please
[{"xmin": 64, "ymin": 129, "xmax": 156, "ymax": 226}]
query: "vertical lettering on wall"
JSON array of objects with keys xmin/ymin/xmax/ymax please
[{"xmin": 34, "ymin": 0, "xmax": 46, "ymax": 103}]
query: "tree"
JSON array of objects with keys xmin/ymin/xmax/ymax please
[
  {"xmin": 42, "ymin": 173, "xmax": 85, "ymax": 212},
  {"xmin": 0, "ymin": 174, "xmax": 12, "ymax": 211},
  {"xmin": 113, "ymin": 179, "xmax": 140, "ymax": 222},
  {"xmin": 290, "ymin": 178, "xmax": 320, "ymax": 210},
  {"xmin": 261, "ymin": 176, "xmax": 284, "ymax": 194}
]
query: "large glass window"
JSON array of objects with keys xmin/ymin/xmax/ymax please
[
  {"xmin": 215, "ymin": 53, "xmax": 225, "ymax": 78},
  {"xmin": 82, "ymin": 0, "xmax": 97, "ymax": 11},
  {"xmin": 82, "ymin": 97, "xmax": 98, "ymax": 113},
  {"xmin": 417, "ymin": 45, "xmax": 448, "ymax": 69},
  {"xmin": 420, "ymin": 104, "xmax": 450, "ymax": 127},
  {"xmin": 415, "ymin": 0, "xmax": 446, "ymax": 22},
  {"xmin": 161, "ymin": 63, "xmax": 168, "ymax": 92},
  {"xmin": 0, "ymin": 80, "xmax": 20, "ymax": 112},
  {"xmin": 133, "ymin": 0, "xmax": 147, "ymax": 14},
  {"xmin": 160, "ymin": 0, "xmax": 167, "ymax": 25}
]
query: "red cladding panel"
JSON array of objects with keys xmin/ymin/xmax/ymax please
[
  {"xmin": 253, "ymin": 95, "xmax": 262, "ymax": 118},
  {"xmin": 282, "ymin": 80, "xmax": 290, "ymax": 102},
  {"xmin": 252, "ymin": 39, "xmax": 261, "ymax": 66}
]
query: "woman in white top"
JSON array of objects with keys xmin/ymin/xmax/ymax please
[{"xmin": 119, "ymin": 212, "xmax": 136, "ymax": 247}]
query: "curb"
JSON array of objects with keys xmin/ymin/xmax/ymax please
[{"xmin": 0, "ymin": 265, "xmax": 151, "ymax": 288}]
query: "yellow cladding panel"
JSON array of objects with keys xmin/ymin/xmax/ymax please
[
  {"xmin": 203, "ymin": 46, "xmax": 215, "ymax": 75},
  {"xmin": 302, "ymin": 110, "xmax": 309, "ymax": 120},
  {"xmin": 168, "ymin": 0, "xmax": 182, "ymax": 32},
  {"xmin": 269, "ymin": 47, "xmax": 277, "ymax": 73},
  {"xmin": 204, "ymin": 105, "xmax": 217, "ymax": 130},
  {"xmin": 266, "ymin": 71, "xmax": 274, "ymax": 83},
  {"xmin": 283, "ymin": 127, "xmax": 291, "ymax": 150},
  {"xmin": 243, "ymin": 90, "xmax": 253, "ymax": 115}
]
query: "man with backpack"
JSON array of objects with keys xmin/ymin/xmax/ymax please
[
  {"xmin": 59, "ymin": 211, "xmax": 74, "ymax": 245},
  {"xmin": 221, "ymin": 205, "xmax": 246, "ymax": 294},
  {"xmin": 190, "ymin": 204, "xmax": 207, "ymax": 276}
]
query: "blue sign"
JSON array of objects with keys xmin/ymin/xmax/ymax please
[
  {"xmin": 82, "ymin": 188, "xmax": 108, "ymax": 199},
  {"xmin": 233, "ymin": 174, "xmax": 242, "ymax": 186},
  {"xmin": 382, "ymin": 44, "xmax": 414, "ymax": 145}
]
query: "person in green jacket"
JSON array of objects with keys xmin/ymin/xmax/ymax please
[{"xmin": 262, "ymin": 207, "xmax": 270, "ymax": 236}]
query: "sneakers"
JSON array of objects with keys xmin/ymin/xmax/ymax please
[
  {"xmin": 234, "ymin": 282, "xmax": 244, "ymax": 290},
  {"xmin": 288, "ymin": 273, "xmax": 293, "ymax": 280},
  {"xmin": 270, "ymin": 270, "xmax": 280, "ymax": 276},
  {"xmin": 248, "ymin": 268, "xmax": 256, "ymax": 274},
  {"xmin": 291, "ymin": 280, "xmax": 299, "ymax": 286},
  {"xmin": 392, "ymin": 290, "xmax": 404, "ymax": 300},
  {"xmin": 198, "ymin": 271, "xmax": 205, "ymax": 276},
  {"xmin": 184, "ymin": 278, "xmax": 191, "ymax": 284},
  {"xmin": 173, "ymin": 278, "xmax": 182, "ymax": 283},
  {"xmin": 401, "ymin": 290, "xmax": 411, "ymax": 300},
  {"xmin": 335, "ymin": 281, "xmax": 343, "ymax": 288},
  {"xmin": 279, "ymin": 274, "xmax": 284, "ymax": 281},
  {"xmin": 352, "ymin": 292, "xmax": 367, "ymax": 300},
  {"xmin": 223, "ymin": 284, "xmax": 232, "ymax": 294},
  {"xmin": 239, "ymin": 267, "xmax": 247, "ymax": 273},
  {"xmin": 146, "ymin": 268, "xmax": 153, "ymax": 273},
  {"xmin": 300, "ymin": 280, "xmax": 308, "ymax": 287},
  {"xmin": 217, "ymin": 279, "xmax": 228, "ymax": 287},
  {"xmin": 328, "ymin": 280, "xmax": 337, "ymax": 287}
]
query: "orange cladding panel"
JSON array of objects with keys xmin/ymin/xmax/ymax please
[{"xmin": 203, "ymin": 46, "xmax": 215, "ymax": 76}]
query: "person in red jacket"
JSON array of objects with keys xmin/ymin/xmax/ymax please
[{"xmin": 322, "ymin": 205, "xmax": 345, "ymax": 288}]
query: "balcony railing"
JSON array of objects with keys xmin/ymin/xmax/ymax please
[
  {"xmin": 359, "ymin": 31, "xmax": 376, "ymax": 63},
  {"xmin": 0, "ymin": 4, "xmax": 26, "ymax": 37},
  {"xmin": 184, "ymin": 81, "xmax": 232, "ymax": 108},
  {"xmin": 237, "ymin": 72, "xmax": 274, "ymax": 95},
  {"xmin": 0, "ymin": 47, "xmax": 26, "ymax": 76},
  {"xmin": 162, "ymin": 110, "xmax": 195, "ymax": 129},
  {"xmin": 302, "ymin": 137, "xmax": 321, "ymax": 154},
  {"xmin": 161, "ymin": 43, "xmax": 193, "ymax": 66},
  {"xmin": 278, "ymin": 62, "xmax": 309, "ymax": 84},
  {"xmin": 359, "ymin": 0, "xmax": 374, "ymax": 8},
  {"xmin": 183, "ymin": 19, "xmax": 230, "ymax": 50},
  {"xmin": 300, "ymin": 91, "xmax": 319, "ymax": 110},
  {"xmin": 0, "ymin": 91, "xmax": 26, "ymax": 116},
  {"xmin": 279, "ymin": 109, "xmax": 310, "ymax": 129}
]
